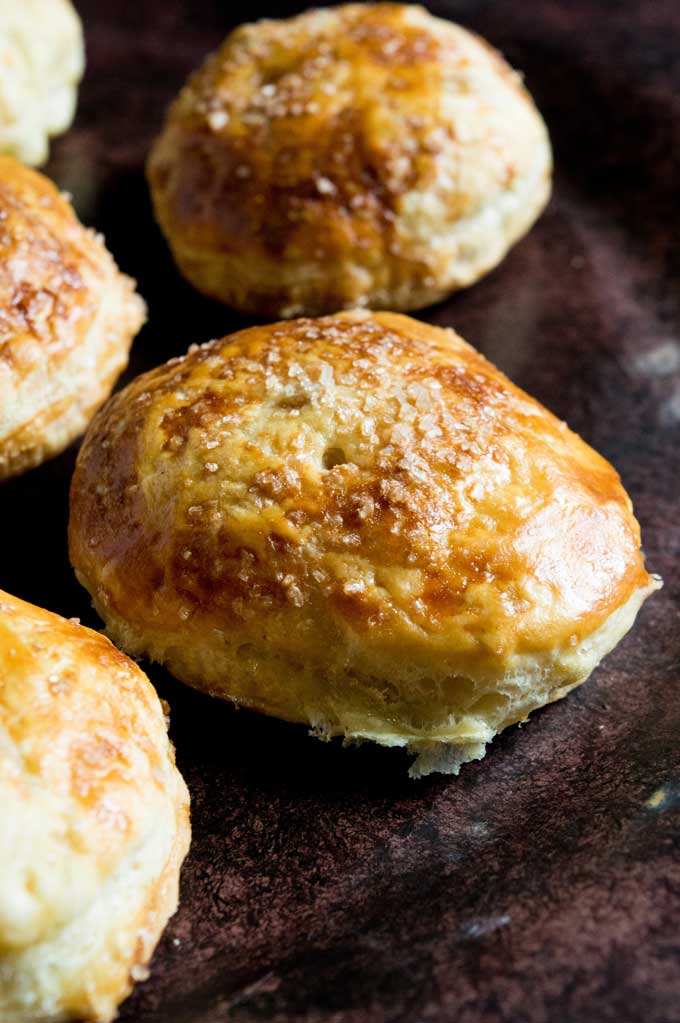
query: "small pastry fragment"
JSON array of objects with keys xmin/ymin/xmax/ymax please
[
  {"xmin": 0, "ymin": 156, "xmax": 146, "ymax": 481},
  {"xmin": 147, "ymin": 2, "xmax": 552, "ymax": 318},
  {"xmin": 0, "ymin": 0, "xmax": 84, "ymax": 165},
  {"xmin": 69, "ymin": 311, "xmax": 659, "ymax": 777},
  {"xmin": 0, "ymin": 589, "xmax": 190, "ymax": 1023}
]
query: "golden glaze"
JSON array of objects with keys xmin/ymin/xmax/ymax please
[
  {"xmin": 148, "ymin": 3, "xmax": 551, "ymax": 317},
  {"xmin": 69, "ymin": 312, "xmax": 655, "ymax": 775},
  {"xmin": 0, "ymin": 163, "xmax": 95, "ymax": 364},
  {"xmin": 0, "ymin": 589, "xmax": 190, "ymax": 1021},
  {"xmin": 0, "ymin": 156, "xmax": 145, "ymax": 480}
]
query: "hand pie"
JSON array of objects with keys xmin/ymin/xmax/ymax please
[
  {"xmin": 147, "ymin": 3, "xmax": 552, "ymax": 318},
  {"xmin": 0, "ymin": 0, "xmax": 84, "ymax": 166},
  {"xmin": 0, "ymin": 156, "xmax": 146, "ymax": 481},
  {"xmin": 69, "ymin": 311, "xmax": 659, "ymax": 777},
  {"xmin": 0, "ymin": 589, "xmax": 190, "ymax": 1022}
]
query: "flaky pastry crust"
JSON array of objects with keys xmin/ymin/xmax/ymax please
[
  {"xmin": 0, "ymin": 0, "xmax": 84, "ymax": 166},
  {"xmin": 147, "ymin": 3, "xmax": 552, "ymax": 317},
  {"xmin": 0, "ymin": 156, "xmax": 146, "ymax": 481},
  {"xmin": 0, "ymin": 589, "xmax": 190, "ymax": 1023},
  {"xmin": 69, "ymin": 312, "xmax": 658, "ymax": 776}
]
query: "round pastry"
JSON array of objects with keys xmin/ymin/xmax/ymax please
[
  {"xmin": 0, "ymin": 589, "xmax": 190, "ymax": 1022},
  {"xmin": 69, "ymin": 311, "xmax": 659, "ymax": 777},
  {"xmin": 0, "ymin": 0, "xmax": 84, "ymax": 166},
  {"xmin": 0, "ymin": 156, "xmax": 146, "ymax": 482},
  {"xmin": 147, "ymin": 3, "xmax": 552, "ymax": 318}
]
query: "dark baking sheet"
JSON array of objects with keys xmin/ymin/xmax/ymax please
[{"xmin": 2, "ymin": 1, "xmax": 679, "ymax": 1021}]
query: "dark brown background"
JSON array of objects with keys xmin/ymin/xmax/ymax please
[{"xmin": 2, "ymin": 1, "xmax": 679, "ymax": 1021}]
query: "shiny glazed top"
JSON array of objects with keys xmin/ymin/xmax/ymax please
[{"xmin": 69, "ymin": 311, "xmax": 651, "ymax": 674}]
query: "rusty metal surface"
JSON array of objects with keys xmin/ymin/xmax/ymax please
[{"xmin": 1, "ymin": 2, "xmax": 678, "ymax": 1021}]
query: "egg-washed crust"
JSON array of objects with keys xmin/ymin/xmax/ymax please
[
  {"xmin": 0, "ymin": 0, "xmax": 84, "ymax": 166},
  {"xmin": 69, "ymin": 312, "xmax": 656, "ymax": 772},
  {"xmin": 0, "ymin": 589, "xmax": 190, "ymax": 1022},
  {"xmin": 147, "ymin": 3, "xmax": 551, "ymax": 317},
  {"xmin": 0, "ymin": 156, "xmax": 146, "ymax": 481}
]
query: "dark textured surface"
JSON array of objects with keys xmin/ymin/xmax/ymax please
[{"xmin": 1, "ymin": 2, "xmax": 679, "ymax": 1021}]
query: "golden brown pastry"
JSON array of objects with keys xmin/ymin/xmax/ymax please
[
  {"xmin": 69, "ymin": 311, "xmax": 659, "ymax": 777},
  {"xmin": 0, "ymin": 589, "xmax": 190, "ymax": 1022},
  {"xmin": 0, "ymin": 0, "xmax": 84, "ymax": 165},
  {"xmin": 147, "ymin": 3, "xmax": 552, "ymax": 318},
  {"xmin": 0, "ymin": 156, "xmax": 146, "ymax": 481}
]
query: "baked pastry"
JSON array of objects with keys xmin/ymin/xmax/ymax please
[
  {"xmin": 69, "ymin": 311, "xmax": 659, "ymax": 777},
  {"xmin": 0, "ymin": 588, "xmax": 190, "ymax": 1023},
  {"xmin": 0, "ymin": 0, "xmax": 84, "ymax": 165},
  {"xmin": 147, "ymin": 3, "xmax": 552, "ymax": 318},
  {"xmin": 0, "ymin": 156, "xmax": 146, "ymax": 481}
]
